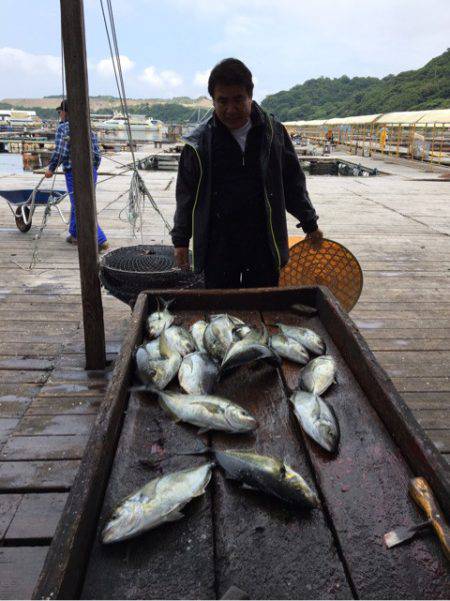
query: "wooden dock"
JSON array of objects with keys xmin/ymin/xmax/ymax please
[{"xmin": 0, "ymin": 150, "xmax": 449, "ymax": 598}]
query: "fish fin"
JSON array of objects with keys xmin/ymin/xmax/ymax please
[
  {"xmin": 324, "ymin": 400, "xmax": 341, "ymax": 449},
  {"xmin": 311, "ymin": 395, "xmax": 322, "ymax": 420},
  {"xmin": 241, "ymin": 483, "xmax": 259, "ymax": 492},
  {"xmin": 130, "ymin": 383, "xmax": 159, "ymax": 395},
  {"xmin": 197, "ymin": 427, "xmax": 210, "ymax": 435},
  {"xmin": 165, "ymin": 509, "xmax": 184, "ymax": 522},
  {"xmin": 130, "ymin": 383, "xmax": 157, "ymax": 395},
  {"xmin": 260, "ymin": 322, "xmax": 269, "ymax": 344}
]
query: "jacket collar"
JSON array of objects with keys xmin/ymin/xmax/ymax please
[{"xmin": 182, "ymin": 101, "xmax": 270, "ymax": 149}]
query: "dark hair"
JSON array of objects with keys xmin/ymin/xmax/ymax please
[
  {"xmin": 56, "ymin": 99, "xmax": 68, "ymax": 112},
  {"xmin": 208, "ymin": 58, "xmax": 254, "ymax": 98}
]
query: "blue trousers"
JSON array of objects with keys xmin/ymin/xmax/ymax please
[{"xmin": 65, "ymin": 169, "xmax": 107, "ymax": 245}]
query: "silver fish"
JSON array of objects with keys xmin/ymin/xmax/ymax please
[
  {"xmin": 158, "ymin": 391, "xmax": 258, "ymax": 433},
  {"xmin": 102, "ymin": 463, "xmax": 212, "ymax": 544},
  {"xmin": 147, "ymin": 297, "xmax": 174, "ymax": 339},
  {"xmin": 178, "ymin": 351, "xmax": 219, "ymax": 395},
  {"xmin": 270, "ymin": 333, "xmax": 309, "ymax": 365},
  {"xmin": 299, "ymin": 355, "xmax": 336, "ymax": 395},
  {"xmin": 290, "ymin": 303, "xmax": 317, "ymax": 317},
  {"xmin": 214, "ymin": 450, "xmax": 319, "ymax": 508},
  {"xmin": 235, "ymin": 323, "xmax": 269, "ymax": 345},
  {"xmin": 290, "ymin": 390, "xmax": 340, "ymax": 453},
  {"xmin": 160, "ymin": 325, "xmax": 195, "ymax": 357},
  {"xmin": 276, "ymin": 324, "xmax": 326, "ymax": 356},
  {"xmin": 190, "ymin": 320, "xmax": 208, "ymax": 352},
  {"xmin": 203, "ymin": 315, "xmax": 239, "ymax": 361},
  {"xmin": 221, "ymin": 338, "xmax": 280, "ymax": 374},
  {"xmin": 210, "ymin": 314, "xmax": 246, "ymax": 327},
  {"xmin": 136, "ymin": 330, "xmax": 182, "ymax": 390},
  {"xmin": 135, "ymin": 346, "xmax": 154, "ymax": 382},
  {"xmin": 144, "ymin": 339, "xmax": 162, "ymax": 361}
]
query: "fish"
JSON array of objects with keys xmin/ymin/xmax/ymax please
[
  {"xmin": 270, "ymin": 333, "xmax": 310, "ymax": 365},
  {"xmin": 298, "ymin": 355, "xmax": 337, "ymax": 395},
  {"xmin": 203, "ymin": 315, "xmax": 240, "ymax": 362},
  {"xmin": 144, "ymin": 339, "xmax": 162, "ymax": 361},
  {"xmin": 136, "ymin": 329, "xmax": 181, "ymax": 390},
  {"xmin": 147, "ymin": 297, "xmax": 174, "ymax": 339},
  {"xmin": 102, "ymin": 463, "xmax": 213, "ymax": 544},
  {"xmin": 290, "ymin": 303, "xmax": 317, "ymax": 317},
  {"xmin": 276, "ymin": 324, "xmax": 326, "ymax": 356},
  {"xmin": 178, "ymin": 351, "xmax": 219, "ymax": 395},
  {"xmin": 290, "ymin": 390, "xmax": 340, "ymax": 453},
  {"xmin": 135, "ymin": 346, "xmax": 154, "ymax": 382},
  {"xmin": 221, "ymin": 336, "xmax": 280, "ymax": 375},
  {"xmin": 214, "ymin": 450, "xmax": 319, "ymax": 508},
  {"xmin": 235, "ymin": 323, "xmax": 269, "ymax": 345},
  {"xmin": 157, "ymin": 391, "xmax": 258, "ymax": 434},
  {"xmin": 160, "ymin": 325, "xmax": 195, "ymax": 357},
  {"xmin": 190, "ymin": 320, "xmax": 208, "ymax": 353}
]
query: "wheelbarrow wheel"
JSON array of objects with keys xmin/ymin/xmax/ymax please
[{"xmin": 15, "ymin": 206, "xmax": 32, "ymax": 233}]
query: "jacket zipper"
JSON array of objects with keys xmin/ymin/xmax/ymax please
[
  {"xmin": 185, "ymin": 143, "xmax": 203, "ymax": 271},
  {"xmin": 264, "ymin": 118, "xmax": 281, "ymax": 271}
]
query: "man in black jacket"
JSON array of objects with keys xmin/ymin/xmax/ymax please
[{"xmin": 171, "ymin": 58, "xmax": 322, "ymax": 288}]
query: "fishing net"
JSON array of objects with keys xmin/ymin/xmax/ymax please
[
  {"xmin": 99, "ymin": 245, "xmax": 204, "ymax": 305},
  {"xmin": 279, "ymin": 238, "xmax": 363, "ymax": 311}
]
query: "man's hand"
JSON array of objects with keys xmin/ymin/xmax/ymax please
[
  {"xmin": 306, "ymin": 228, "xmax": 324, "ymax": 246},
  {"xmin": 174, "ymin": 247, "xmax": 190, "ymax": 270},
  {"xmin": 44, "ymin": 169, "xmax": 54, "ymax": 179}
]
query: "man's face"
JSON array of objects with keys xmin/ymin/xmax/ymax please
[
  {"xmin": 58, "ymin": 110, "xmax": 67, "ymax": 122},
  {"xmin": 212, "ymin": 84, "xmax": 252, "ymax": 130}
]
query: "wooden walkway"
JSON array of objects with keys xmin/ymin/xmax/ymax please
[{"xmin": 0, "ymin": 150, "xmax": 449, "ymax": 598}]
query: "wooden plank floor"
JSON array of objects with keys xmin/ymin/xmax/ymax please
[{"xmin": 0, "ymin": 148, "xmax": 449, "ymax": 597}]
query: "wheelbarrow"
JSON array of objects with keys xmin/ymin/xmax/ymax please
[{"xmin": 0, "ymin": 180, "xmax": 68, "ymax": 232}]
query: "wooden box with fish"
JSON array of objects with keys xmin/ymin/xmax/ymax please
[{"xmin": 33, "ymin": 287, "xmax": 449, "ymax": 600}]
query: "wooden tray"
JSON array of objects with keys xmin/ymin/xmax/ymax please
[{"xmin": 33, "ymin": 287, "xmax": 450, "ymax": 599}]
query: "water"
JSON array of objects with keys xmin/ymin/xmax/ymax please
[{"xmin": 0, "ymin": 153, "xmax": 24, "ymax": 175}]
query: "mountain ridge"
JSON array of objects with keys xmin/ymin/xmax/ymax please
[{"xmin": 261, "ymin": 49, "xmax": 450, "ymax": 121}]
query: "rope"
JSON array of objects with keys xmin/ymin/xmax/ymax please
[
  {"xmin": 26, "ymin": 18, "xmax": 68, "ymax": 269},
  {"xmin": 99, "ymin": 0, "xmax": 170, "ymax": 238}
]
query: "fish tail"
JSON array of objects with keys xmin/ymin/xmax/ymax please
[
  {"xmin": 169, "ymin": 442, "xmax": 213, "ymax": 457},
  {"xmin": 260, "ymin": 322, "xmax": 269, "ymax": 343},
  {"xmin": 161, "ymin": 297, "xmax": 174, "ymax": 310},
  {"xmin": 129, "ymin": 383, "xmax": 158, "ymax": 396},
  {"xmin": 157, "ymin": 392, "xmax": 182, "ymax": 422}
]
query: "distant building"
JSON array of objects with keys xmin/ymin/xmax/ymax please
[{"xmin": 0, "ymin": 109, "xmax": 42, "ymax": 128}]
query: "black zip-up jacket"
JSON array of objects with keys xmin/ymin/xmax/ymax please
[{"xmin": 171, "ymin": 102, "xmax": 318, "ymax": 273}]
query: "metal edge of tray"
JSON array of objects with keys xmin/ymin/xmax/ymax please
[{"xmin": 32, "ymin": 286, "xmax": 450, "ymax": 599}]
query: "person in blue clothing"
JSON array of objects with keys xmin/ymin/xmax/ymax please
[{"xmin": 45, "ymin": 100, "xmax": 109, "ymax": 251}]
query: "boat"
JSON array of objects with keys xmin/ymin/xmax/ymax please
[{"xmin": 100, "ymin": 113, "xmax": 163, "ymax": 132}]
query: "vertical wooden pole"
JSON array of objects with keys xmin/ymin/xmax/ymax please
[{"xmin": 60, "ymin": 0, "xmax": 106, "ymax": 369}]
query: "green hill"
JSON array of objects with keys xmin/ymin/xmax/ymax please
[{"xmin": 261, "ymin": 49, "xmax": 450, "ymax": 120}]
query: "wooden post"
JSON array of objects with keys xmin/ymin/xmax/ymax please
[{"xmin": 60, "ymin": 0, "xmax": 106, "ymax": 369}]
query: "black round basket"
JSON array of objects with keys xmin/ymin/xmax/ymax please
[{"xmin": 99, "ymin": 245, "xmax": 204, "ymax": 305}]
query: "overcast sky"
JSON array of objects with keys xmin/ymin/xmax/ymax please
[{"xmin": 1, "ymin": 0, "xmax": 449, "ymax": 102}]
